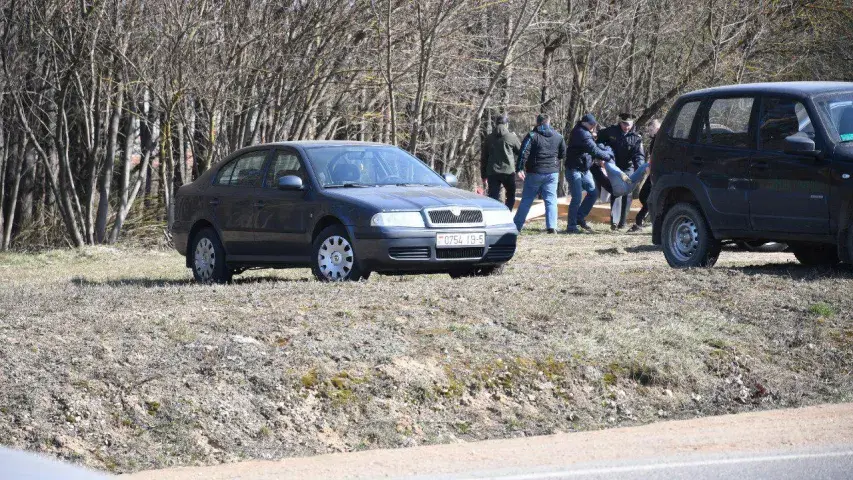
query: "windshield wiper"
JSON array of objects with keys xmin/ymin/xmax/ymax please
[
  {"xmin": 394, "ymin": 183, "xmax": 432, "ymax": 187},
  {"xmin": 325, "ymin": 183, "xmax": 372, "ymax": 188}
]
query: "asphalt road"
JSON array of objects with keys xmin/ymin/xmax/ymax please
[{"xmin": 438, "ymin": 448, "xmax": 853, "ymax": 480}]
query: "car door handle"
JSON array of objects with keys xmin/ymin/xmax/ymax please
[
  {"xmin": 689, "ymin": 157, "xmax": 703, "ymax": 166},
  {"xmin": 254, "ymin": 201, "xmax": 265, "ymax": 208},
  {"xmin": 209, "ymin": 198, "xmax": 220, "ymax": 207},
  {"xmin": 752, "ymin": 161, "xmax": 769, "ymax": 170}
]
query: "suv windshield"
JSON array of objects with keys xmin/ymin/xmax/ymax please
[
  {"xmin": 303, "ymin": 145, "xmax": 447, "ymax": 188},
  {"xmin": 814, "ymin": 92, "xmax": 853, "ymax": 143}
]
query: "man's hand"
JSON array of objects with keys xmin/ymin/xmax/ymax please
[
  {"xmin": 516, "ymin": 171, "xmax": 526, "ymax": 181},
  {"xmin": 481, "ymin": 178, "xmax": 487, "ymax": 187}
]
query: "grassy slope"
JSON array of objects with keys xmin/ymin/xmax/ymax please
[{"xmin": 0, "ymin": 223, "xmax": 851, "ymax": 473}]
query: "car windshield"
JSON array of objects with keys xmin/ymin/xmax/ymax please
[
  {"xmin": 814, "ymin": 92, "xmax": 853, "ymax": 143},
  {"xmin": 303, "ymin": 145, "xmax": 447, "ymax": 188}
]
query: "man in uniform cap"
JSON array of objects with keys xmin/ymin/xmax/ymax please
[{"xmin": 597, "ymin": 112, "xmax": 646, "ymax": 230}]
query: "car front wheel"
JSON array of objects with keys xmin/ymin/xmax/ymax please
[
  {"xmin": 311, "ymin": 225, "xmax": 368, "ymax": 282},
  {"xmin": 661, "ymin": 203, "xmax": 721, "ymax": 268},
  {"xmin": 190, "ymin": 228, "xmax": 232, "ymax": 284}
]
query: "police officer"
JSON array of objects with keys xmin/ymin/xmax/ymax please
[
  {"xmin": 629, "ymin": 119, "xmax": 661, "ymax": 233},
  {"xmin": 598, "ymin": 113, "xmax": 645, "ymax": 230}
]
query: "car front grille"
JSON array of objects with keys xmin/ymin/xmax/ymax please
[
  {"xmin": 435, "ymin": 247, "xmax": 485, "ymax": 259},
  {"xmin": 484, "ymin": 244, "xmax": 516, "ymax": 261},
  {"xmin": 427, "ymin": 208, "xmax": 483, "ymax": 226},
  {"xmin": 389, "ymin": 246, "xmax": 431, "ymax": 260}
]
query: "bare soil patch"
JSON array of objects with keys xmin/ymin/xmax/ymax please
[{"xmin": 1, "ymin": 222, "xmax": 851, "ymax": 473}]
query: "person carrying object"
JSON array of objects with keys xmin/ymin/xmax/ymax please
[
  {"xmin": 565, "ymin": 113, "xmax": 613, "ymax": 233},
  {"xmin": 513, "ymin": 113, "xmax": 566, "ymax": 233},
  {"xmin": 481, "ymin": 114, "xmax": 522, "ymax": 210},
  {"xmin": 598, "ymin": 112, "xmax": 645, "ymax": 230}
]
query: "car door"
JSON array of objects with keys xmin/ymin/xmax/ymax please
[
  {"xmin": 253, "ymin": 148, "xmax": 313, "ymax": 258},
  {"xmin": 689, "ymin": 96, "xmax": 756, "ymax": 230},
  {"xmin": 748, "ymin": 96, "xmax": 830, "ymax": 233},
  {"xmin": 207, "ymin": 150, "xmax": 269, "ymax": 255}
]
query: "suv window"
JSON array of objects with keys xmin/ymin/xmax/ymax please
[
  {"xmin": 670, "ymin": 101, "xmax": 700, "ymax": 140},
  {"xmin": 265, "ymin": 151, "xmax": 305, "ymax": 187},
  {"xmin": 759, "ymin": 97, "xmax": 815, "ymax": 152},
  {"xmin": 214, "ymin": 151, "xmax": 268, "ymax": 187},
  {"xmin": 699, "ymin": 97, "xmax": 754, "ymax": 148}
]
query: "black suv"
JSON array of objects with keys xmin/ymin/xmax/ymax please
[{"xmin": 649, "ymin": 82, "xmax": 853, "ymax": 267}]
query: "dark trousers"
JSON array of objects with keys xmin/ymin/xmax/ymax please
[
  {"xmin": 487, "ymin": 173, "xmax": 516, "ymax": 211},
  {"xmin": 590, "ymin": 164, "xmax": 612, "ymax": 195},
  {"xmin": 610, "ymin": 167, "xmax": 633, "ymax": 227},
  {"xmin": 635, "ymin": 179, "xmax": 651, "ymax": 226}
]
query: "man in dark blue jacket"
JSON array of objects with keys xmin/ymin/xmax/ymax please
[
  {"xmin": 565, "ymin": 113, "xmax": 613, "ymax": 233},
  {"xmin": 513, "ymin": 114, "xmax": 566, "ymax": 233},
  {"xmin": 598, "ymin": 113, "xmax": 646, "ymax": 230}
]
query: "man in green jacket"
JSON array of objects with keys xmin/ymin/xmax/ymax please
[{"xmin": 481, "ymin": 115, "xmax": 522, "ymax": 210}]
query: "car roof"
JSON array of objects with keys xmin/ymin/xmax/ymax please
[
  {"xmin": 681, "ymin": 81, "xmax": 853, "ymax": 100},
  {"xmin": 257, "ymin": 140, "xmax": 390, "ymax": 148}
]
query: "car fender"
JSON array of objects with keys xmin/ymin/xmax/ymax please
[{"xmin": 650, "ymin": 173, "xmax": 716, "ymax": 244}]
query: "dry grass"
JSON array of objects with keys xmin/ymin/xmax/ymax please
[{"xmin": 0, "ymin": 220, "xmax": 851, "ymax": 473}]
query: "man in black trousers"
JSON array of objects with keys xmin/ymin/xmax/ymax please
[
  {"xmin": 481, "ymin": 114, "xmax": 522, "ymax": 210},
  {"xmin": 598, "ymin": 113, "xmax": 645, "ymax": 230}
]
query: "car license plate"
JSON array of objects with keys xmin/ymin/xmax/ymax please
[{"xmin": 436, "ymin": 232, "xmax": 485, "ymax": 248}]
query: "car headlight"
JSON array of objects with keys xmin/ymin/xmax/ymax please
[
  {"xmin": 483, "ymin": 209, "xmax": 515, "ymax": 226},
  {"xmin": 370, "ymin": 211, "xmax": 425, "ymax": 228}
]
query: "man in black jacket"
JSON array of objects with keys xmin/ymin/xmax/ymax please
[
  {"xmin": 565, "ymin": 113, "xmax": 613, "ymax": 233},
  {"xmin": 629, "ymin": 119, "xmax": 661, "ymax": 233},
  {"xmin": 598, "ymin": 113, "xmax": 646, "ymax": 230},
  {"xmin": 513, "ymin": 114, "xmax": 566, "ymax": 233}
]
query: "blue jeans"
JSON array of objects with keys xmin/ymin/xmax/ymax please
[
  {"xmin": 567, "ymin": 169, "xmax": 598, "ymax": 231},
  {"xmin": 513, "ymin": 172, "xmax": 559, "ymax": 231}
]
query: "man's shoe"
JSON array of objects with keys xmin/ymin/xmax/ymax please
[
  {"xmin": 565, "ymin": 228, "xmax": 582, "ymax": 234},
  {"xmin": 578, "ymin": 220, "xmax": 593, "ymax": 231},
  {"xmin": 610, "ymin": 224, "xmax": 617, "ymax": 231},
  {"xmin": 628, "ymin": 224, "xmax": 643, "ymax": 233},
  {"xmin": 616, "ymin": 224, "xmax": 626, "ymax": 231},
  {"xmin": 546, "ymin": 228, "xmax": 557, "ymax": 234}
]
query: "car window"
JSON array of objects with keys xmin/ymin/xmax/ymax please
[
  {"xmin": 670, "ymin": 101, "xmax": 700, "ymax": 140},
  {"xmin": 265, "ymin": 151, "xmax": 305, "ymax": 188},
  {"xmin": 214, "ymin": 151, "xmax": 267, "ymax": 187},
  {"xmin": 760, "ymin": 97, "xmax": 816, "ymax": 152},
  {"xmin": 699, "ymin": 97, "xmax": 754, "ymax": 149},
  {"xmin": 304, "ymin": 146, "xmax": 445, "ymax": 187}
]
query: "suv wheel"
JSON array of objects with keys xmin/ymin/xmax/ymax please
[
  {"xmin": 661, "ymin": 203, "xmax": 721, "ymax": 268},
  {"xmin": 190, "ymin": 228, "xmax": 232, "ymax": 284},
  {"xmin": 311, "ymin": 225, "xmax": 368, "ymax": 282},
  {"xmin": 449, "ymin": 265, "xmax": 504, "ymax": 279},
  {"xmin": 791, "ymin": 244, "xmax": 839, "ymax": 266}
]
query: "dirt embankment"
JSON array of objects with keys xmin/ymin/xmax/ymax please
[{"xmin": 1, "ymin": 225, "xmax": 851, "ymax": 473}]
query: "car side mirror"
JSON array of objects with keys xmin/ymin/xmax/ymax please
[
  {"xmin": 277, "ymin": 175, "xmax": 304, "ymax": 191},
  {"xmin": 784, "ymin": 135, "xmax": 818, "ymax": 156},
  {"xmin": 443, "ymin": 173, "xmax": 458, "ymax": 187}
]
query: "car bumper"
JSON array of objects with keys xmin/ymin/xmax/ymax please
[{"xmin": 353, "ymin": 225, "xmax": 518, "ymax": 273}]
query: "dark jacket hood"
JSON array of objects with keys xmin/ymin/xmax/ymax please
[
  {"xmin": 536, "ymin": 125, "xmax": 555, "ymax": 137},
  {"xmin": 494, "ymin": 123, "xmax": 510, "ymax": 137}
]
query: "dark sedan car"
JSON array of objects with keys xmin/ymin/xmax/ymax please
[{"xmin": 173, "ymin": 141, "xmax": 518, "ymax": 282}]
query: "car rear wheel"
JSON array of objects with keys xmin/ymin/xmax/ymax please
[
  {"xmin": 311, "ymin": 225, "xmax": 368, "ymax": 282},
  {"xmin": 661, "ymin": 203, "xmax": 721, "ymax": 268},
  {"xmin": 449, "ymin": 265, "xmax": 504, "ymax": 279},
  {"xmin": 791, "ymin": 244, "xmax": 839, "ymax": 266},
  {"xmin": 190, "ymin": 228, "xmax": 232, "ymax": 284}
]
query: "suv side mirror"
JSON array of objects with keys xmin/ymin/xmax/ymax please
[
  {"xmin": 443, "ymin": 173, "xmax": 458, "ymax": 187},
  {"xmin": 277, "ymin": 175, "xmax": 304, "ymax": 191},
  {"xmin": 784, "ymin": 135, "xmax": 818, "ymax": 155}
]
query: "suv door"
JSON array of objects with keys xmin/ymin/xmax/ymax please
[
  {"xmin": 691, "ymin": 96, "xmax": 756, "ymax": 230},
  {"xmin": 749, "ymin": 96, "xmax": 830, "ymax": 233},
  {"xmin": 208, "ymin": 150, "xmax": 269, "ymax": 254},
  {"xmin": 253, "ymin": 148, "xmax": 313, "ymax": 258}
]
